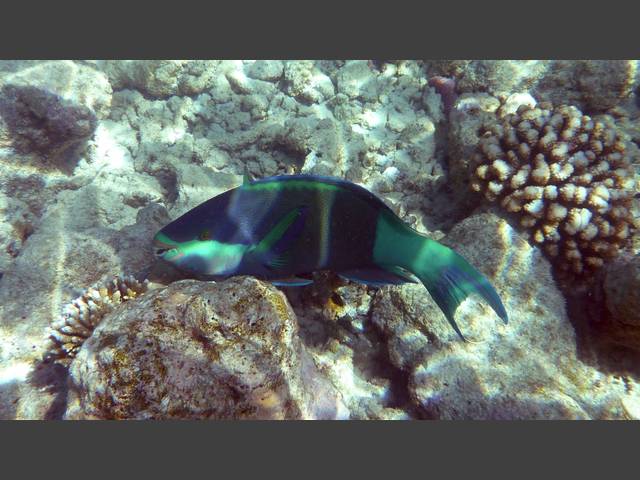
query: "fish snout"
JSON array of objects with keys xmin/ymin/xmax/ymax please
[{"xmin": 153, "ymin": 236, "xmax": 178, "ymax": 259}]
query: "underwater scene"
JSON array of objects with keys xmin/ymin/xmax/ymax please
[{"xmin": 0, "ymin": 60, "xmax": 638, "ymax": 420}]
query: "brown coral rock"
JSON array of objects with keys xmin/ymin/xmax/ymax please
[{"xmin": 64, "ymin": 277, "xmax": 345, "ymax": 420}]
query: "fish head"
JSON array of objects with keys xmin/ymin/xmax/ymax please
[
  {"xmin": 153, "ymin": 224, "xmax": 248, "ymax": 277},
  {"xmin": 152, "ymin": 185, "xmax": 276, "ymax": 277}
]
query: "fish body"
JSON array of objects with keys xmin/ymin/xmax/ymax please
[{"xmin": 154, "ymin": 175, "xmax": 508, "ymax": 339}]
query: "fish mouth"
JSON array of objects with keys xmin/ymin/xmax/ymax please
[{"xmin": 153, "ymin": 238, "xmax": 177, "ymax": 258}]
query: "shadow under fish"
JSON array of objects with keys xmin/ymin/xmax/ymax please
[{"xmin": 153, "ymin": 174, "xmax": 508, "ymax": 340}]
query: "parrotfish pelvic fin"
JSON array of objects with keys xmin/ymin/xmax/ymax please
[
  {"xmin": 373, "ymin": 213, "xmax": 508, "ymax": 341},
  {"xmin": 271, "ymin": 277, "xmax": 314, "ymax": 287}
]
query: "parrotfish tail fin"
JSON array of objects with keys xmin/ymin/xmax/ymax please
[
  {"xmin": 409, "ymin": 240, "xmax": 508, "ymax": 341},
  {"xmin": 374, "ymin": 217, "xmax": 508, "ymax": 341}
]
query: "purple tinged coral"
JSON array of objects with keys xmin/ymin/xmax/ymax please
[{"xmin": 428, "ymin": 76, "xmax": 458, "ymax": 118}]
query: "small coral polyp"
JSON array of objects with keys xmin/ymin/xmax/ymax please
[{"xmin": 471, "ymin": 103, "xmax": 638, "ymax": 279}]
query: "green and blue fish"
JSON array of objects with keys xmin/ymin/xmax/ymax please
[{"xmin": 153, "ymin": 174, "xmax": 508, "ymax": 339}]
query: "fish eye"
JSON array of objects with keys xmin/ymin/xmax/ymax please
[{"xmin": 198, "ymin": 229, "xmax": 211, "ymax": 241}]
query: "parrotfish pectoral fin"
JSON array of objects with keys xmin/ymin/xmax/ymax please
[
  {"xmin": 271, "ymin": 277, "xmax": 314, "ymax": 287},
  {"xmin": 249, "ymin": 206, "xmax": 308, "ymax": 270},
  {"xmin": 339, "ymin": 266, "xmax": 418, "ymax": 287}
]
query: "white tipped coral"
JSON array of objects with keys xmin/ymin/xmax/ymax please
[
  {"xmin": 46, "ymin": 275, "xmax": 150, "ymax": 364},
  {"xmin": 471, "ymin": 102, "xmax": 639, "ymax": 279}
]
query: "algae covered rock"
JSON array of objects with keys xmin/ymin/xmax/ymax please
[
  {"xmin": 98, "ymin": 60, "xmax": 220, "ymax": 98},
  {"xmin": 0, "ymin": 85, "xmax": 97, "ymax": 166},
  {"xmin": 604, "ymin": 255, "xmax": 640, "ymax": 327},
  {"xmin": 595, "ymin": 255, "xmax": 640, "ymax": 351},
  {"xmin": 0, "ymin": 60, "xmax": 112, "ymax": 118},
  {"xmin": 64, "ymin": 277, "xmax": 346, "ymax": 419},
  {"xmin": 427, "ymin": 60, "xmax": 637, "ymax": 113},
  {"xmin": 246, "ymin": 60, "xmax": 284, "ymax": 82}
]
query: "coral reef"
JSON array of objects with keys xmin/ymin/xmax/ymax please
[
  {"xmin": 2, "ymin": 60, "xmax": 640, "ymax": 420},
  {"xmin": 64, "ymin": 278, "xmax": 346, "ymax": 420},
  {"xmin": 46, "ymin": 275, "xmax": 150, "ymax": 365},
  {"xmin": 470, "ymin": 103, "xmax": 639, "ymax": 279}
]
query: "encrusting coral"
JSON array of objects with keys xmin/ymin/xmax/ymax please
[
  {"xmin": 45, "ymin": 275, "xmax": 149, "ymax": 364},
  {"xmin": 470, "ymin": 102, "xmax": 639, "ymax": 279}
]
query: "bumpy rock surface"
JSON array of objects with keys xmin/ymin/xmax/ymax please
[
  {"xmin": 604, "ymin": 255, "xmax": 640, "ymax": 326},
  {"xmin": 97, "ymin": 60, "xmax": 221, "ymax": 98},
  {"xmin": 594, "ymin": 255, "xmax": 640, "ymax": 351},
  {"xmin": 427, "ymin": 60, "xmax": 637, "ymax": 113},
  {"xmin": 64, "ymin": 278, "xmax": 346, "ymax": 419},
  {"xmin": 0, "ymin": 84, "xmax": 97, "ymax": 162},
  {"xmin": 0, "ymin": 61, "xmax": 112, "ymax": 118},
  {"xmin": 371, "ymin": 213, "xmax": 640, "ymax": 419}
]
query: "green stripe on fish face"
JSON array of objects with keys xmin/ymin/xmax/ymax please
[{"xmin": 154, "ymin": 231, "xmax": 249, "ymax": 276}]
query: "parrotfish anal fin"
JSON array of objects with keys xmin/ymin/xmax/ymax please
[
  {"xmin": 339, "ymin": 266, "xmax": 418, "ymax": 287},
  {"xmin": 250, "ymin": 206, "xmax": 308, "ymax": 270},
  {"xmin": 271, "ymin": 277, "xmax": 314, "ymax": 287},
  {"xmin": 385, "ymin": 265, "xmax": 419, "ymax": 283}
]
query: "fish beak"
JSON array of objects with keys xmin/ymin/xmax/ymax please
[{"xmin": 153, "ymin": 237, "xmax": 175, "ymax": 258}]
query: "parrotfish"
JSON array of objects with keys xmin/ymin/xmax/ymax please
[{"xmin": 153, "ymin": 174, "xmax": 508, "ymax": 339}]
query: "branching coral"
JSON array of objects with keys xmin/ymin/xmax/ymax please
[
  {"xmin": 470, "ymin": 103, "xmax": 639, "ymax": 279},
  {"xmin": 45, "ymin": 275, "xmax": 149, "ymax": 364}
]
